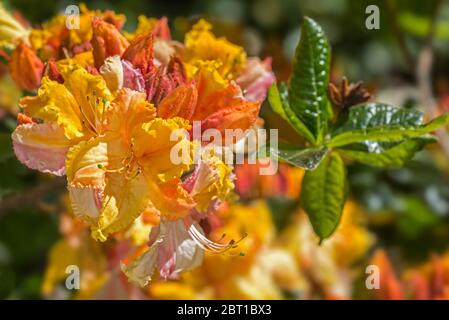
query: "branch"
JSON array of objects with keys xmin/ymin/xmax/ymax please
[
  {"xmin": 386, "ymin": 0, "xmax": 414, "ymax": 73},
  {"xmin": 0, "ymin": 177, "xmax": 66, "ymax": 216},
  {"xmin": 415, "ymin": 0, "xmax": 449, "ymax": 156}
]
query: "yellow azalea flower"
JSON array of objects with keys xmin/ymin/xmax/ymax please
[
  {"xmin": 0, "ymin": 74, "xmax": 21, "ymax": 114},
  {"xmin": 219, "ymin": 248, "xmax": 304, "ymax": 299},
  {"xmin": 22, "ymin": 67, "xmax": 111, "ymax": 139},
  {"xmin": 12, "ymin": 66, "xmax": 112, "ymax": 175},
  {"xmin": 65, "ymin": 88, "xmax": 194, "ymax": 241},
  {"xmin": 29, "ymin": 15, "xmax": 66, "ymax": 51},
  {"xmin": 201, "ymin": 202, "xmax": 274, "ymax": 278},
  {"xmin": 0, "ymin": 3, "xmax": 30, "ymax": 48},
  {"xmin": 281, "ymin": 200, "xmax": 374, "ymax": 299},
  {"xmin": 329, "ymin": 200, "xmax": 375, "ymax": 266},
  {"xmin": 42, "ymin": 234, "xmax": 108, "ymax": 299},
  {"xmin": 184, "ymin": 19, "xmax": 246, "ymax": 81}
]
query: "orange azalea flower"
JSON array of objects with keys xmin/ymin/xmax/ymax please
[
  {"xmin": 372, "ymin": 250, "xmax": 449, "ymax": 300},
  {"xmin": 65, "ymin": 88, "xmax": 194, "ymax": 241},
  {"xmin": 234, "ymin": 161, "xmax": 304, "ymax": 199},
  {"xmin": 369, "ymin": 250, "xmax": 406, "ymax": 300},
  {"xmin": 9, "ymin": 41, "xmax": 44, "ymax": 91},
  {"xmin": 158, "ymin": 61, "xmax": 261, "ymax": 138},
  {"xmin": 91, "ymin": 17, "xmax": 129, "ymax": 69},
  {"xmin": 122, "ymin": 31, "xmax": 154, "ymax": 77}
]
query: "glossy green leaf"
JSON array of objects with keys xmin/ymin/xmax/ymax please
[
  {"xmin": 329, "ymin": 103, "xmax": 449, "ymax": 148},
  {"xmin": 338, "ymin": 136, "xmax": 437, "ymax": 167},
  {"xmin": 300, "ymin": 152, "xmax": 347, "ymax": 241},
  {"xmin": 268, "ymin": 83, "xmax": 316, "ymax": 144},
  {"xmin": 289, "ymin": 17, "xmax": 331, "ymax": 143},
  {"xmin": 270, "ymin": 145, "xmax": 328, "ymax": 170}
]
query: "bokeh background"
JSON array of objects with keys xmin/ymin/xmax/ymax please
[{"xmin": 1, "ymin": 0, "xmax": 449, "ymax": 299}]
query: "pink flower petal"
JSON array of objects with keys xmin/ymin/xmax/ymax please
[{"xmin": 12, "ymin": 123, "xmax": 70, "ymax": 176}]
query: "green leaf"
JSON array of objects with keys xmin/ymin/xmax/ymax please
[
  {"xmin": 329, "ymin": 103, "xmax": 449, "ymax": 148},
  {"xmin": 270, "ymin": 145, "xmax": 328, "ymax": 170},
  {"xmin": 268, "ymin": 83, "xmax": 316, "ymax": 144},
  {"xmin": 268, "ymin": 83, "xmax": 288, "ymax": 121},
  {"xmin": 289, "ymin": 17, "xmax": 331, "ymax": 143},
  {"xmin": 300, "ymin": 152, "xmax": 347, "ymax": 241},
  {"xmin": 338, "ymin": 136, "xmax": 437, "ymax": 167}
]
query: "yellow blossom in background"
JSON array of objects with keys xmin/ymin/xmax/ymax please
[
  {"xmin": 29, "ymin": 3, "xmax": 125, "ymax": 55},
  {"xmin": 184, "ymin": 19, "xmax": 246, "ymax": 81},
  {"xmin": 0, "ymin": 74, "xmax": 21, "ymax": 114},
  {"xmin": 0, "ymin": 3, "xmax": 30, "ymax": 48},
  {"xmin": 149, "ymin": 201, "xmax": 306, "ymax": 300},
  {"xmin": 42, "ymin": 214, "xmax": 108, "ymax": 299},
  {"xmin": 281, "ymin": 200, "xmax": 375, "ymax": 299}
]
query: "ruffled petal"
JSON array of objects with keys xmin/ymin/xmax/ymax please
[
  {"xmin": 66, "ymin": 137, "xmax": 108, "ymax": 188},
  {"xmin": 198, "ymin": 100, "xmax": 260, "ymax": 139},
  {"xmin": 133, "ymin": 117, "xmax": 192, "ymax": 182},
  {"xmin": 122, "ymin": 219, "xmax": 204, "ymax": 286},
  {"xmin": 121, "ymin": 241, "xmax": 159, "ymax": 287},
  {"xmin": 184, "ymin": 151, "xmax": 234, "ymax": 213},
  {"xmin": 12, "ymin": 123, "xmax": 70, "ymax": 175},
  {"xmin": 68, "ymin": 186, "xmax": 103, "ymax": 222},
  {"xmin": 20, "ymin": 77, "xmax": 85, "ymax": 140},
  {"xmin": 92, "ymin": 169, "xmax": 151, "ymax": 241},
  {"xmin": 157, "ymin": 220, "xmax": 204, "ymax": 280},
  {"xmin": 104, "ymin": 88, "xmax": 156, "ymax": 142},
  {"xmin": 184, "ymin": 19, "xmax": 246, "ymax": 80},
  {"xmin": 100, "ymin": 55, "xmax": 124, "ymax": 92},
  {"xmin": 62, "ymin": 66, "xmax": 112, "ymax": 134},
  {"xmin": 147, "ymin": 179, "xmax": 195, "ymax": 221}
]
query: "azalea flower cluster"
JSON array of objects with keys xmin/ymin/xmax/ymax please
[
  {"xmin": 370, "ymin": 250, "xmax": 449, "ymax": 300},
  {"xmin": 1, "ymin": 3, "xmax": 275, "ymax": 285}
]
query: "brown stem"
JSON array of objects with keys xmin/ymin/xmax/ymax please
[
  {"xmin": 415, "ymin": 0, "xmax": 449, "ymax": 156},
  {"xmin": 0, "ymin": 177, "xmax": 66, "ymax": 216},
  {"xmin": 386, "ymin": 0, "xmax": 414, "ymax": 72}
]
